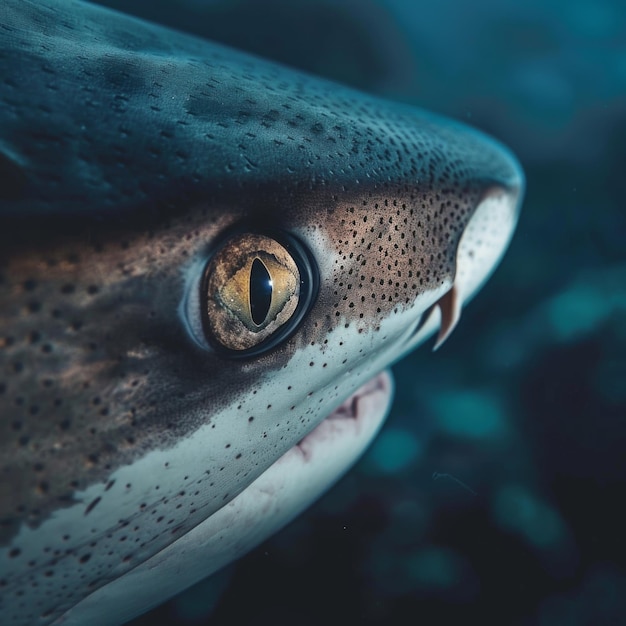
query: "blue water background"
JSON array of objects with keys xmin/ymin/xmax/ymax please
[{"xmin": 90, "ymin": 0, "xmax": 626, "ymax": 623}]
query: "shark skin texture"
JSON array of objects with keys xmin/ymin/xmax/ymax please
[{"xmin": 0, "ymin": 0, "xmax": 524, "ymax": 624}]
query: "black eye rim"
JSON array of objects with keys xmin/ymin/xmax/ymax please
[{"xmin": 200, "ymin": 229, "xmax": 319, "ymax": 359}]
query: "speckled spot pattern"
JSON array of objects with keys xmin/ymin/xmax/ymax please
[{"xmin": 0, "ymin": 0, "xmax": 522, "ymax": 623}]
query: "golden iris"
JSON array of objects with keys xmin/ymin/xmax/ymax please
[{"xmin": 203, "ymin": 233, "xmax": 302, "ymax": 352}]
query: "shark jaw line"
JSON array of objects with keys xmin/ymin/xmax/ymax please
[{"xmin": 55, "ymin": 373, "xmax": 394, "ymax": 626}]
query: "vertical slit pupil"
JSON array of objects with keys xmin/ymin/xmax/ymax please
[{"xmin": 250, "ymin": 258, "xmax": 273, "ymax": 326}]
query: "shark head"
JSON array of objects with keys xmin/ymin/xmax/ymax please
[{"xmin": 0, "ymin": 1, "xmax": 523, "ymax": 624}]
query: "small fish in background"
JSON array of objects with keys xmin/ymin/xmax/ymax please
[{"xmin": 0, "ymin": 0, "xmax": 523, "ymax": 624}]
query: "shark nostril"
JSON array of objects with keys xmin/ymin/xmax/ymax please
[{"xmin": 404, "ymin": 183, "xmax": 522, "ymax": 352}]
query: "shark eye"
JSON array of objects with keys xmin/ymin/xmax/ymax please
[{"xmin": 201, "ymin": 232, "xmax": 318, "ymax": 356}]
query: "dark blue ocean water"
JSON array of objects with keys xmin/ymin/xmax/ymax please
[{"xmin": 87, "ymin": 1, "xmax": 626, "ymax": 624}]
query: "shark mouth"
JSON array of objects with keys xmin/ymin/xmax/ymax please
[
  {"xmin": 54, "ymin": 373, "xmax": 394, "ymax": 626},
  {"xmin": 294, "ymin": 371, "xmax": 393, "ymax": 463}
]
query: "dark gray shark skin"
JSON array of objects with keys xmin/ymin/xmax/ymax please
[{"xmin": 0, "ymin": 0, "xmax": 524, "ymax": 624}]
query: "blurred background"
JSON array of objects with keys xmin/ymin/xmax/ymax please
[{"xmin": 92, "ymin": 0, "xmax": 626, "ymax": 623}]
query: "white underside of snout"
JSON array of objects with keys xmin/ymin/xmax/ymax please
[{"xmin": 56, "ymin": 372, "xmax": 394, "ymax": 626}]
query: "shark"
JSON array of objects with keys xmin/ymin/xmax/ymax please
[{"xmin": 0, "ymin": 0, "xmax": 524, "ymax": 624}]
